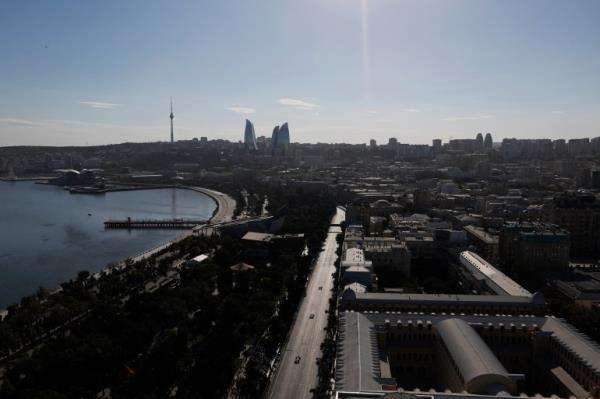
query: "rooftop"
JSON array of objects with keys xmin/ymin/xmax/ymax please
[
  {"xmin": 346, "ymin": 248, "xmax": 366, "ymax": 262},
  {"xmin": 188, "ymin": 254, "xmax": 209, "ymax": 264},
  {"xmin": 344, "ymin": 292, "xmax": 540, "ymax": 306},
  {"xmin": 463, "ymin": 225, "xmax": 498, "ymax": 244},
  {"xmin": 241, "ymin": 231, "xmax": 274, "ymax": 243},
  {"xmin": 336, "ymin": 311, "xmax": 600, "ymax": 395},
  {"xmin": 229, "ymin": 262, "xmax": 255, "ymax": 272},
  {"xmin": 459, "ymin": 251, "xmax": 532, "ymax": 297}
]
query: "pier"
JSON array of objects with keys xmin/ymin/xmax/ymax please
[{"xmin": 104, "ymin": 218, "xmax": 207, "ymax": 229}]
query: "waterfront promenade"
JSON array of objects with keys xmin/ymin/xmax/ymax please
[
  {"xmin": 188, "ymin": 186, "xmax": 236, "ymax": 224},
  {"xmin": 0, "ymin": 184, "xmax": 237, "ymax": 303},
  {"xmin": 104, "ymin": 218, "xmax": 208, "ymax": 229},
  {"xmin": 110, "ymin": 186, "xmax": 236, "ymax": 269}
]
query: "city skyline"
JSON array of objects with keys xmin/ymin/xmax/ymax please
[
  {"xmin": 1, "ymin": 0, "xmax": 600, "ymax": 146},
  {"xmin": 3, "ymin": 2, "xmax": 600, "ymax": 398}
]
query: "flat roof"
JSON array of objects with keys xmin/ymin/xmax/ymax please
[
  {"xmin": 335, "ymin": 391, "xmax": 557, "ymax": 398},
  {"xmin": 463, "ymin": 225, "xmax": 498, "ymax": 244},
  {"xmin": 346, "ymin": 248, "xmax": 366, "ymax": 262},
  {"xmin": 189, "ymin": 254, "xmax": 208, "ymax": 263},
  {"xmin": 347, "ymin": 292, "xmax": 537, "ymax": 306},
  {"xmin": 242, "ymin": 231, "xmax": 274, "ymax": 242},
  {"xmin": 460, "ymin": 251, "xmax": 531, "ymax": 297}
]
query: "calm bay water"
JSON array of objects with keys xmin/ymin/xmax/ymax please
[{"xmin": 0, "ymin": 182, "xmax": 216, "ymax": 308}]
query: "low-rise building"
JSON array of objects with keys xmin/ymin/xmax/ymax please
[
  {"xmin": 464, "ymin": 224, "xmax": 499, "ymax": 264},
  {"xmin": 365, "ymin": 243, "xmax": 411, "ymax": 276},
  {"xmin": 340, "ymin": 291, "xmax": 546, "ymax": 315},
  {"xmin": 341, "ymin": 248, "xmax": 373, "ymax": 271},
  {"xmin": 335, "ymin": 311, "xmax": 600, "ymax": 398},
  {"xmin": 342, "ymin": 266, "xmax": 373, "ymax": 289},
  {"xmin": 548, "ymin": 268, "xmax": 600, "ymax": 308},
  {"xmin": 456, "ymin": 251, "xmax": 532, "ymax": 297},
  {"xmin": 185, "ymin": 254, "xmax": 208, "ymax": 267},
  {"xmin": 547, "ymin": 191, "xmax": 600, "ymax": 259}
]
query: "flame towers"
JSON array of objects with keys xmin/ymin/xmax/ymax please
[
  {"xmin": 242, "ymin": 120, "xmax": 290, "ymax": 153},
  {"xmin": 484, "ymin": 132, "xmax": 493, "ymax": 151},
  {"xmin": 271, "ymin": 122, "xmax": 290, "ymax": 154},
  {"xmin": 277, "ymin": 122, "xmax": 290, "ymax": 146},
  {"xmin": 271, "ymin": 125, "xmax": 280, "ymax": 147},
  {"xmin": 244, "ymin": 119, "xmax": 258, "ymax": 150}
]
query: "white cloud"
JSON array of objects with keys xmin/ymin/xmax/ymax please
[
  {"xmin": 0, "ymin": 118, "xmax": 42, "ymax": 126},
  {"xmin": 80, "ymin": 101, "xmax": 119, "ymax": 109},
  {"xmin": 226, "ymin": 106, "xmax": 256, "ymax": 114},
  {"xmin": 400, "ymin": 108, "xmax": 424, "ymax": 113},
  {"xmin": 443, "ymin": 114, "xmax": 494, "ymax": 121},
  {"xmin": 279, "ymin": 98, "xmax": 319, "ymax": 110},
  {"xmin": 551, "ymin": 110, "xmax": 565, "ymax": 115}
]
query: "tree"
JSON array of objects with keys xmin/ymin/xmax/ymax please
[
  {"xmin": 77, "ymin": 270, "xmax": 90, "ymax": 282},
  {"xmin": 217, "ymin": 265, "xmax": 233, "ymax": 296}
]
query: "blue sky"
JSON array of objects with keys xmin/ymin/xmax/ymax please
[{"xmin": 1, "ymin": 0, "xmax": 599, "ymax": 146}]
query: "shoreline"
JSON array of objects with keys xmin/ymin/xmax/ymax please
[
  {"xmin": 1, "ymin": 179, "xmax": 235, "ymax": 224},
  {"xmin": 106, "ymin": 186, "xmax": 236, "ymax": 271},
  {"xmin": 187, "ymin": 186, "xmax": 235, "ymax": 224},
  {"xmin": 0, "ymin": 183, "xmax": 236, "ymax": 311},
  {"xmin": 0, "ymin": 176, "xmax": 55, "ymax": 182}
]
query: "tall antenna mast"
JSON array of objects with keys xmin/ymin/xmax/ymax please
[{"xmin": 169, "ymin": 97, "xmax": 174, "ymax": 143}]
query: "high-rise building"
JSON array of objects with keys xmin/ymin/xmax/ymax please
[
  {"xmin": 499, "ymin": 221, "xmax": 570, "ymax": 274},
  {"xmin": 548, "ymin": 191, "xmax": 600, "ymax": 259},
  {"xmin": 432, "ymin": 139, "xmax": 442, "ymax": 153},
  {"xmin": 388, "ymin": 137, "xmax": 398, "ymax": 147},
  {"xmin": 484, "ymin": 132, "xmax": 493, "ymax": 151},
  {"xmin": 243, "ymin": 119, "xmax": 258, "ymax": 150},
  {"xmin": 278, "ymin": 122, "xmax": 290, "ymax": 146},
  {"xmin": 476, "ymin": 132, "xmax": 484, "ymax": 151},
  {"xmin": 169, "ymin": 97, "xmax": 174, "ymax": 143},
  {"xmin": 554, "ymin": 138, "xmax": 567, "ymax": 155},
  {"xmin": 449, "ymin": 138, "xmax": 481, "ymax": 153},
  {"xmin": 568, "ymin": 138, "xmax": 590, "ymax": 157},
  {"xmin": 592, "ymin": 137, "xmax": 600, "ymax": 155},
  {"xmin": 256, "ymin": 135, "xmax": 268, "ymax": 148},
  {"xmin": 271, "ymin": 123, "xmax": 290, "ymax": 154},
  {"xmin": 369, "ymin": 139, "xmax": 377, "ymax": 148},
  {"xmin": 592, "ymin": 170, "xmax": 600, "ymax": 190},
  {"xmin": 271, "ymin": 125, "xmax": 280, "ymax": 148}
]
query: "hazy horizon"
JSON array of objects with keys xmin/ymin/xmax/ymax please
[{"xmin": 2, "ymin": 0, "xmax": 599, "ymax": 146}]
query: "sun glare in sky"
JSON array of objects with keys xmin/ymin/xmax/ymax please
[{"xmin": 1, "ymin": 0, "xmax": 599, "ymax": 146}]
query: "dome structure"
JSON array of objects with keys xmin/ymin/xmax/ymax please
[
  {"xmin": 437, "ymin": 318, "xmax": 516, "ymax": 395},
  {"xmin": 64, "ymin": 170, "xmax": 81, "ymax": 186},
  {"xmin": 372, "ymin": 199, "xmax": 392, "ymax": 208}
]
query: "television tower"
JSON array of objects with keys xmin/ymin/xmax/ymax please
[{"xmin": 170, "ymin": 97, "xmax": 174, "ymax": 143}]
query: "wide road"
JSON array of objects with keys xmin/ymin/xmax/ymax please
[
  {"xmin": 189, "ymin": 186, "xmax": 236, "ymax": 223},
  {"xmin": 268, "ymin": 207, "xmax": 345, "ymax": 399}
]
